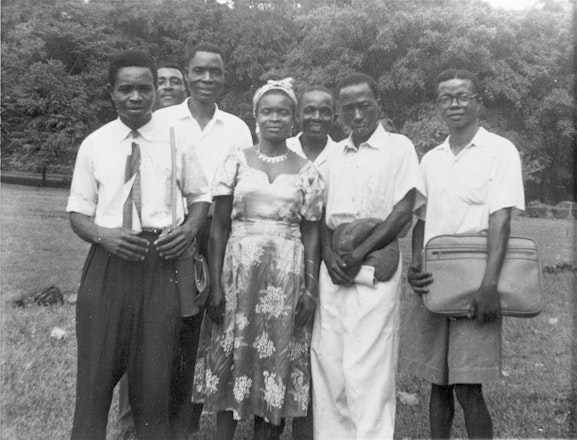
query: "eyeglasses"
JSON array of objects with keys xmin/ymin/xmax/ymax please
[{"xmin": 436, "ymin": 94, "xmax": 479, "ymax": 107}]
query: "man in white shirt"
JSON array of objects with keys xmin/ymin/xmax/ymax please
[
  {"xmin": 68, "ymin": 51, "xmax": 210, "ymax": 440},
  {"xmin": 118, "ymin": 59, "xmax": 191, "ymax": 440},
  {"xmin": 406, "ymin": 69, "xmax": 525, "ymax": 439},
  {"xmin": 285, "ymin": 85, "xmax": 336, "ymax": 440},
  {"xmin": 154, "ymin": 42, "xmax": 253, "ymax": 437},
  {"xmin": 311, "ymin": 73, "xmax": 425, "ymax": 439},
  {"xmin": 287, "ymin": 86, "xmax": 338, "ymax": 181},
  {"xmin": 155, "ymin": 60, "xmax": 188, "ymax": 110}
]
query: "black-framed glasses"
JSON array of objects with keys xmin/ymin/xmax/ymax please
[{"xmin": 436, "ymin": 94, "xmax": 479, "ymax": 107}]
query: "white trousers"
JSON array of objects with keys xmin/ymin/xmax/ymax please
[{"xmin": 311, "ymin": 262, "xmax": 402, "ymax": 440}]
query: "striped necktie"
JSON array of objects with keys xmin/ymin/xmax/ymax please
[{"xmin": 122, "ymin": 130, "xmax": 142, "ymax": 229}]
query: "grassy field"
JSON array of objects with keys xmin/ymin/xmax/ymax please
[{"xmin": 1, "ymin": 183, "xmax": 575, "ymax": 439}]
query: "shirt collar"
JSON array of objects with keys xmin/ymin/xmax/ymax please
[
  {"xmin": 180, "ymin": 98, "xmax": 224, "ymax": 124},
  {"xmin": 344, "ymin": 123, "xmax": 387, "ymax": 152},
  {"xmin": 289, "ymin": 133, "xmax": 336, "ymax": 164},
  {"xmin": 439, "ymin": 126, "xmax": 489, "ymax": 153},
  {"xmin": 114, "ymin": 117, "xmax": 155, "ymax": 142}
]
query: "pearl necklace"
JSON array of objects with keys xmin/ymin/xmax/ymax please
[{"xmin": 257, "ymin": 148, "xmax": 288, "ymax": 164}]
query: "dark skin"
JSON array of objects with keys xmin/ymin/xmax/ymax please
[
  {"xmin": 322, "ymin": 189, "xmax": 416, "ymax": 287},
  {"xmin": 71, "ymin": 65, "xmax": 209, "ymax": 260},
  {"xmin": 206, "ymin": 90, "xmax": 321, "ymax": 440},
  {"xmin": 407, "ymin": 77, "xmax": 511, "ymax": 439}
]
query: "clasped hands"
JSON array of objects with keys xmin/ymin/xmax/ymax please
[
  {"xmin": 323, "ymin": 246, "xmax": 364, "ymax": 286},
  {"xmin": 97, "ymin": 223, "xmax": 195, "ymax": 261},
  {"xmin": 408, "ymin": 264, "xmax": 501, "ymax": 323}
]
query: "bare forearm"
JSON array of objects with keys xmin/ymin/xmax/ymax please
[
  {"xmin": 320, "ymin": 209, "xmax": 334, "ymax": 260},
  {"xmin": 483, "ymin": 208, "xmax": 511, "ymax": 287},
  {"xmin": 301, "ymin": 220, "xmax": 321, "ymax": 298},
  {"xmin": 411, "ymin": 219, "xmax": 425, "ymax": 266},
  {"xmin": 354, "ymin": 189, "xmax": 415, "ymax": 259},
  {"xmin": 183, "ymin": 201, "xmax": 210, "ymax": 237},
  {"xmin": 208, "ymin": 197, "xmax": 232, "ymax": 289},
  {"xmin": 69, "ymin": 212, "xmax": 100, "ymax": 244}
]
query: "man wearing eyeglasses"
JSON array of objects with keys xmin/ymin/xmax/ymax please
[{"xmin": 405, "ymin": 69, "xmax": 525, "ymax": 439}]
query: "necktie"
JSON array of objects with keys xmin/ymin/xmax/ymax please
[{"xmin": 122, "ymin": 130, "xmax": 141, "ymax": 229}]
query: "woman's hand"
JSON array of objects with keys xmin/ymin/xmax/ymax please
[
  {"xmin": 295, "ymin": 292, "xmax": 316, "ymax": 330},
  {"xmin": 207, "ymin": 284, "xmax": 226, "ymax": 326}
]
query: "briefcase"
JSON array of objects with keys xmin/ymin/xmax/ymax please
[{"xmin": 423, "ymin": 234, "xmax": 544, "ymax": 318}]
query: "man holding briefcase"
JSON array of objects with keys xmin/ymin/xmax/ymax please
[{"xmin": 405, "ymin": 69, "xmax": 525, "ymax": 439}]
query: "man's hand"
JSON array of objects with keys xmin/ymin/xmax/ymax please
[
  {"xmin": 295, "ymin": 293, "xmax": 316, "ymax": 330},
  {"xmin": 341, "ymin": 248, "xmax": 364, "ymax": 280},
  {"xmin": 207, "ymin": 284, "xmax": 225, "ymax": 326},
  {"xmin": 407, "ymin": 263, "xmax": 433, "ymax": 295},
  {"xmin": 154, "ymin": 223, "xmax": 195, "ymax": 259},
  {"xmin": 469, "ymin": 282, "xmax": 501, "ymax": 323},
  {"xmin": 98, "ymin": 227, "xmax": 149, "ymax": 261},
  {"xmin": 323, "ymin": 247, "xmax": 353, "ymax": 286}
]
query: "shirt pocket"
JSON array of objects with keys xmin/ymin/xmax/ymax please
[{"xmin": 454, "ymin": 154, "xmax": 491, "ymax": 205}]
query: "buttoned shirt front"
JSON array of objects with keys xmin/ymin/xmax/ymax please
[
  {"xmin": 324, "ymin": 124, "xmax": 425, "ymax": 230},
  {"xmin": 66, "ymin": 116, "xmax": 210, "ymax": 230},
  {"xmin": 287, "ymin": 132, "xmax": 339, "ymax": 182},
  {"xmin": 418, "ymin": 127, "xmax": 525, "ymax": 245},
  {"xmin": 154, "ymin": 98, "xmax": 253, "ymax": 185}
]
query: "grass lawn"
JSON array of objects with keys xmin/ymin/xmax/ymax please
[{"xmin": 1, "ymin": 184, "xmax": 575, "ymax": 439}]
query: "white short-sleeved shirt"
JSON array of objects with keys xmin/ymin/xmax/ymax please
[
  {"xmin": 418, "ymin": 127, "xmax": 525, "ymax": 245},
  {"xmin": 325, "ymin": 124, "xmax": 425, "ymax": 230},
  {"xmin": 154, "ymin": 98, "xmax": 253, "ymax": 185},
  {"xmin": 287, "ymin": 133, "xmax": 339, "ymax": 182},
  {"xmin": 66, "ymin": 116, "xmax": 210, "ymax": 231}
]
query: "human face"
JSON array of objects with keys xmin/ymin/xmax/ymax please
[
  {"xmin": 338, "ymin": 83, "xmax": 379, "ymax": 145},
  {"xmin": 298, "ymin": 90, "xmax": 335, "ymax": 142},
  {"xmin": 156, "ymin": 67, "xmax": 187, "ymax": 109},
  {"xmin": 185, "ymin": 51, "xmax": 225, "ymax": 105},
  {"xmin": 436, "ymin": 78, "xmax": 481, "ymax": 131},
  {"xmin": 256, "ymin": 92, "xmax": 294, "ymax": 143},
  {"xmin": 109, "ymin": 66, "xmax": 155, "ymax": 129}
]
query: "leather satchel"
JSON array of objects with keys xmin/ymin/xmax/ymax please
[
  {"xmin": 332, "ymin": 218, "xmax": 400, "ymax": 284},
  {"xmin": 423, "ymin": 234, "xmax": 544, "ymax": 318}
]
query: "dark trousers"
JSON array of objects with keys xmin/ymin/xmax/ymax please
[{"xmin": 71, "ymin": 234, "xmax": 180, "ymax": 440}]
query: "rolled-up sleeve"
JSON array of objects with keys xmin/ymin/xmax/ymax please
[
  {"xmin": 66, "ymin": 140, "xmax": 97, "ymax": 216},
  {"xmin": 394, "ymin": 138, "xmax": 426, "ymax": 212}
]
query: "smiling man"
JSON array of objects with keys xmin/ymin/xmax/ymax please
[
  {"xmin": 287, "ymin": 86, "xmax": 338, "ymax": 182},
  {"xmin": 405, "ymin": 69, "xmax": 525, "ymax": 439},
  {"xmin": 67, "ymin": 50, "xmax": 210, "ymax": 440},
  {"xmin": 153, "ymin": 42, "xmax": 253, "ymax": 438},
  {"xmin": 311, "ymin": 73, "xmax": 425, "ymax": 439},
  {"xmin": 155, "ymin": 60, "xmax": 188, "ymax": 110}
]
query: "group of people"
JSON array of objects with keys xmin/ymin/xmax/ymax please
[{"xmin": 66, "ymin": 42, "xmax": 524, "ymax": 440}]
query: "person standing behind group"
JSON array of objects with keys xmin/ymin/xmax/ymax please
[
  {"xmin": 155, "ymin": 60, "xmax": 188, "ymax": 110},
  {"xmin": 192, "ymin": 79, "xmax": 324, "ymax": 440},
  {"xmin": 405, "ymin": 68, "xmax": 525, "ymax": 439},
  {"xmin": 287, "ymin": 86, "xmax": 338, "ymax": 181},
  {"xmin": 117, "ymin": 58, "xmax": 189, "ymax": 440},
  {"xmin": 311, "ymin": 73, "xmax": 425, "ymax": 440},
  {"xmin": 154, "ymin": 42, "xmax": 253, "ymax": 437},
  {"xmin": 68, "ymin": 50, "xmax": 210, "ymax": 440},
  {"xmin": 285, "ymin": 85, "xmax": 337, "ymax": 440}
]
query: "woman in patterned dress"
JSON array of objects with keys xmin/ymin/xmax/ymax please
[{"xmin": 193, "ymin": 79, "xmax": 323, "ymax": 439}]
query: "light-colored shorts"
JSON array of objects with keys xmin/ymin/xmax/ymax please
[{"xmin": 402, "ymin": 294, "xmax": 502, "ymax": 385}]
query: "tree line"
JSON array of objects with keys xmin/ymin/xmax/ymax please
[{"xmin": 1, "ymin": 0, "xmax": 574, "ymax": 203}]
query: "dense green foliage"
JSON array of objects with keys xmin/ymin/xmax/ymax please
[{"xmin": 1, "ymin": 0, "xmax": 574, "ymax": 202}]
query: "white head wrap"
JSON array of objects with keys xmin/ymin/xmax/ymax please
[{"xmin": 252, "ymin": 78, "xmax": 297, "ymax": 117}]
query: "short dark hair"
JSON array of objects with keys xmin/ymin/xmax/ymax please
[
  {"xmin": 335, "ymin": 73, "xmax": 379, "ymax": 101},
  {"xmin": 157, "ymin": 59, "xmax": 185, "ymax": 78},
  {"xmin": 435, "ymin": 69, "xmax": 481, "ymax": 97},
  {"xmin": 108, "ymin": 50, "xmax": 157, "ymax": 88},
  {"xmin": 297, "ymin": 85, "xmax": 335, "ymax": 111},
  {"xmin": 186, "ymin": 42, "xmax": 224, "ymax": 66}
]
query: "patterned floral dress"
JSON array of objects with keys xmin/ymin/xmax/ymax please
[{"xmin": 192, "ymin": 150, "xmax": 324, "ymax": 426}]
